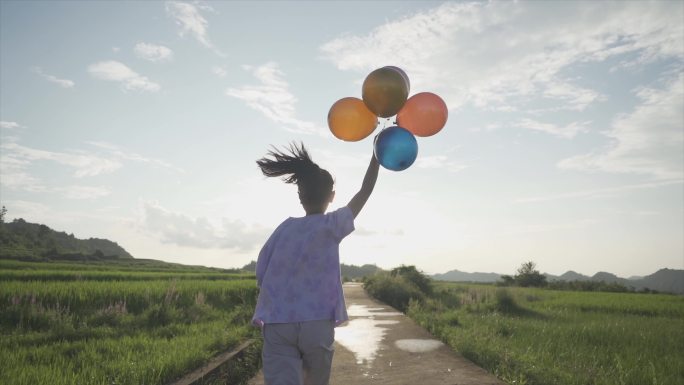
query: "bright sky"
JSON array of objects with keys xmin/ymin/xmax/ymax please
[{"xmin": 1, "ymin": 1, "xmax": 682, "ymax": 278}]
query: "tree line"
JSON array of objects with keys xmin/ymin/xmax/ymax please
[{"xmin": 498, "ymin": 261, "xmax": 657, "ymax": 293}]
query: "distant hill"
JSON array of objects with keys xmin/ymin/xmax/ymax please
[
  {"xmin": 435, "ymin": 267, "xmax": 684, "ymax": 294},
  {"xmin": 240, "ymin": 261, "xmax": 384, "ymax": 280},
  {"xmin": 557, "ymin": 270, "xmax": 592, "ymax": 281},
  {"xmin": 632, "ymin": 268, "xmax": 684, "ymax": 294},
  {"xmin": 432, "ymin": 269, "xmax": 502, "ymax": 283},
  {"xmin": 241, "ymin": 260, "xmax": 257, "ymax": 272},
  {"xmin": 340, "ymin": 263, "xmax": 385, "ymax": 280},
  {"xmin": 0, "ymin": 218, "xmax": 133, "ymax": 261},
  {"xmin": 592, "ymin": 271, "xmax": 623, "ymax": 283}
]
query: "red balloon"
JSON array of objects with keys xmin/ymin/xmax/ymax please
[
  {"xmin": 328, "ymin": 97, "xmax": 378, "ymax": 142},
  {"xmin": 396, "ymin": 92, "xmax": 448, "ymax": 137}
]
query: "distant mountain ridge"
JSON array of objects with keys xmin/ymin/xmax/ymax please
[
  {"xmin": 432, "ymin": 270, "xmax": 502, "ymax": 283},
  {"xmin": 340, "ymin": 263, "xmax": 385, "ymax": 280},
  {"xmin": 557, "ymin": 270, "xmax": 590, "ymax": 281},
  {"xmin": 546, "ymin": 268, "xmax": 684, "ymax": 295},
  {"xmin": 0, "ymin": 218, "xmax": 133, "ymax": 260},
  {"xmin": 433, "ymin": 268, "xmax": 684, "ymax": 294}
]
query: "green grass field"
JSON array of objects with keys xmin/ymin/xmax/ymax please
[
  {"xmin": 0, "ymin": 259, "xmax": 260, "ymax": 385},
  {"xmin": 366, "ymin": 276, "xmax": 684, "ymax": 385}
]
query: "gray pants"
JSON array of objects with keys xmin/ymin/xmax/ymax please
[{"xmin": 262, "ymin": 320, "xmax": 335, "ymax": 385}]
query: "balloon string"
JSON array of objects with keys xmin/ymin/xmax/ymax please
[{"xmin": 378, "ymin": 117, "xmax": 395, "ymax": 130}]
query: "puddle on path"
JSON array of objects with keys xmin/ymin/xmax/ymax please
[
  {"xmin": 335, "ymin": 304, "xmax": 402, "ymax": 365},
  {"xmin": 347, "ymin": 304, "xmax": 403, "ymax": 317},
  {"xmin": 394, "ymin": 339, "xmax": 443, "ymax": 353},
  {"xmin": 336, "ymin": 318, "xmax": 399, "ymax": 364}
]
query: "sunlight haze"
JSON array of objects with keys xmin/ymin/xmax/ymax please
[{"xmin": 1, "ymin": 0, "xmax": 682, "ymax": 278}]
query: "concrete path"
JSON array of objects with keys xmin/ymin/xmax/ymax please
[{"xmin": 248, "ymin": 283, "xmax": 505, "ymax": 385}]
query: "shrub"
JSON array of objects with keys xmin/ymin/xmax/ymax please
[
  {"xmin": 143, "ymin": 303, "xmax": 180, "ymax": 327},
  {"xmin": 515, "ymin": 261, "xmax": 547, "ymax": 288},
  {"xmin": 390, "ymin": 265, "xmax": 433, "ymax": 295},
  {"xmin": 494, "ymin": 288, "xmax": 518, "ymax": 313},
  {"xmin": 497, "ymin": 262, "xmax": 547, "ymax": 288},
  {"xmin": 364, "ymin": 273, "xmax": 424, "ymax": 312}
]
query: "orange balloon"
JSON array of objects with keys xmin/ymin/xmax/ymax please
[
  {"xmin": 362, "ymin": 67, "xmax": 409, "ymax": 118},
  {"xmin": 328, "ymin": 97, "xmax": 378, "ymax": 141},
  {"xmin": 396, "ymin": 92, "xmax": 448, "ymax": 137}
]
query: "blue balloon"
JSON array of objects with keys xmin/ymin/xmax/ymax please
[{"xmin": 374, "ymin": 126, "xmax": 418, "ymax": 171}]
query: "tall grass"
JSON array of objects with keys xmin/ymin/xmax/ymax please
[
  {"xmin": 0, "ymin": 269, "xmax": 253, "ymax": 281},
  {"xmin": 0, "ymin": 279, "xmax": 257, "ymax": 319},
  {"xmin": 369, "ymin": 280, "xmax": 684, "ymax": 385},
  {"xmin": 0, "ymin": 261, "xmax": 260, "ymax": 385},
  {"xmin": 2, "ymin": 320, "xmax": 252, "ymax": 385}
]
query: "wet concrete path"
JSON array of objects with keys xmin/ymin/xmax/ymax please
[{"xmin": 248, "ymin": 283, "xmax": 505, "ymax": 385}]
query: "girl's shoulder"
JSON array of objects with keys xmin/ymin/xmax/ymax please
[
  {"xmin": 325, "ymin": 205, "xmax": 353, "ymax": 220},
  {"xmin": 324, "ymin": 206, "xmax": 355, "ymax": 240}
]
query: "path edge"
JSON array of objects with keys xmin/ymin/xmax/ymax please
[{"xmin": 167, "ymin": 339, "xmax": 257, "ymax": 385}]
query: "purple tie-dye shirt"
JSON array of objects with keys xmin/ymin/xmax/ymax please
[{"xmin": 252, "ymin": 206, "xmax": 354, "ymax": 327}]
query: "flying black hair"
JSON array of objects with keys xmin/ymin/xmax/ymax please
[{"xmin": 256, "ymin": 142, "xmax": 334, "ymax": 205}]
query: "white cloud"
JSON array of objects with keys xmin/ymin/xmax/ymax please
[
  {"xmin": 0, "ymin": 141, "xmax": 114, "ymax": 199},
  {"xmin": 86, "ymin": 141, "xmax": 184, "ymax": 173},
  {"xmin": 516, "ymin": 180, "xmax": 683, "ymax": 203},
  {"xmin": 141, "ymin": 201, "xmax": 268, "ymax": 251},
  {"xmin": 31, "ymin": 66, "xmax": 75, "ymax": 88},
  {"xmin": 320, "ymin": 2, "xmax": 683, "ymax": 112},
  {"xmin": 0, "ymin": 121, "xmax": 24, "ymax": 130},
  {"xmin": 0, "ymin": 140, "xmax": 181, "ymax": 198},
  {"xmin": 0, "ymin": 161, "xmax": 44, "ymax": 192},
  {"xmin": 0, "ymin": 199, "xmax": 124, "ymax": 228},
  {"xmin": 165, "ymin": 1, "xmax": 225, "ymax": 57},
  {"xmin": 559, "ymin": 73, "xmax": 683, "ymax": 180},
  {"xmin": 1, "ymin": 141, "xmax": 122, "ymax": 178},
  {"xmin": 0, "ymin": 137, "xmax": 41, "ymax": 191},
  {"xmin": 212, "ymin": 65, "xmax": 227, "ymax": 78},
  {"xmin": 0, "ymin": 201, "xmax": 56, "ymax": 226},
  {"xmin": 415, "ymin": 155, "xmax": 467, "ymax": 173},
  {"xmin": 515, "ymin": 118, "xmax": 591, "ymax": 139},
  {"xmin": 88, "ymin": 61, "xmax": 160, "ymax": 92},
  {"xmin": 226, "ymin": 62, "xmax": 323, "ymax": 135},
  {"xmin": 134, "ymin": 42, "xmax": 173, "ymax": 62},
  {"xmin": 59, "ymin": 185, "xmax": 111, "ymax": 200},
  {"xmin": 541, "ymin": 81, "xmax": 606, "ymax": 112}
]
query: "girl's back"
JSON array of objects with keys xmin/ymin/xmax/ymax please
[{"xmin": 254, "ymin": 207, "xmax": 354, "ymax": 325}]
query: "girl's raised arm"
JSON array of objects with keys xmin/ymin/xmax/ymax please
[{"xmin": 347, "ymin": 154, "xmax": 379, "ymax": 218}]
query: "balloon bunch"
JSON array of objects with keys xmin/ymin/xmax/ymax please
[{"xmin": 327, "ymin": 66, "xmax": 448, "ymax": 171}]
